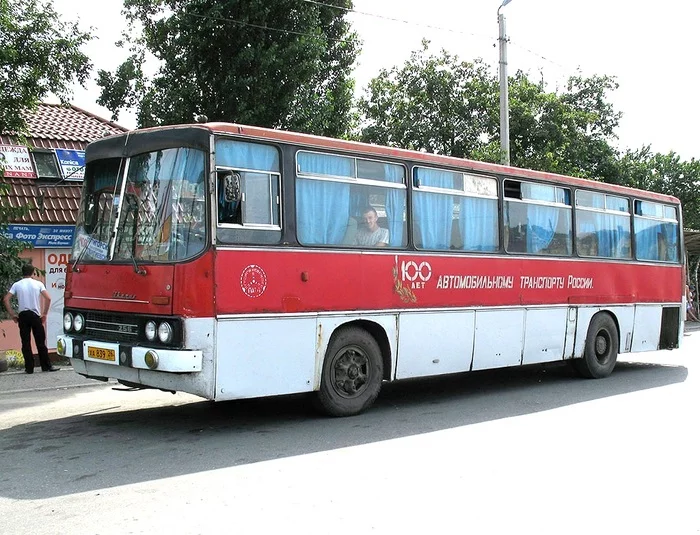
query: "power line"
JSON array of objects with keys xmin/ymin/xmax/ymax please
[
  {"xmin": 300, "ymin": 0, "xmax": 493, "ymax": 42},
  {"xmin": 300, "ymin": 0, "xmax": 576, "ymax": 77},
  {"xmin": 181, "ymin": 5, "xmax": 578, "ymax": 84}
]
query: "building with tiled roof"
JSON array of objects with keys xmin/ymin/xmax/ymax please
[{"xmin": 1, "ymin": 103, "xmax": 127, "ymax": 225}]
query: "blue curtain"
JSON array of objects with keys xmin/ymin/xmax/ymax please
[
  {"xmin": 597, "ymin": 215, "xmax": 630, "ymax": 258},
  {"xmin": 578, "ymin": 212, "xmax": 631, "ymax": 258},
  {"xmin": 635, "ymin": 218, "xmax": 658, "ymax": 260},
  {"xmin": 662, "ymin": 222, "xmax": 679, "ymax": 261},
  {"xmin": 526, "ymin": 205, "xmax": 559, "ymax": 253},
  {"xmin": 384, "ymin": 164, "xmax": 405, "ymax": 246},
  {"xmin": 459, "ymin": 197, "xmax": 498, "ymax": 251},
  {"xmin": 156, "ymin": 148, "xmax": 206, "ymax": 182},
  {"xmin": 520, "ymin": 184, "xmax": 560, "ymax": 253},
  {"xmin": 215, "ymin": 140, "xmax": 279, "ymax": 171},
  {"xmin": 413, "ymin": 168, "xmax": 454, "ymax": 249},
  {"xmin": 296, "ymin": 153, "xmax": 353, "ymax": 245}
]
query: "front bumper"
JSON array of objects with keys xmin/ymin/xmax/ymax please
[{"xmin": 56, "ymin": 335, "xmax": 203, "ymax": 373}]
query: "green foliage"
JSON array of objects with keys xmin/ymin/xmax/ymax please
[
  {"xmin": 0, "ymin": 177, "xmax": 31, "ymax": 317},
  {"xmin": 616, "ymin": 148, "xmax": 700, "ymax": 230},
  {"xmin": 358, "ymin": 41, "xmax": 496, "ymax": 157},
  {"xmin": 358, "ymin": 43, "xmax": 700, "ymax": 234},
  {"xmin": 0, "ymin": 0, "xmax": 92, "ymax": 134},
  {"xmin": 0, "ymin": 0, "xmax": 91, "ymax": 316},
  {"xmin": 97, "ymin": 0, "xmax": 359, "ymax": 137},
  {"xmin": 506, "ymin": 73, "xmax": 621, "ymax": 180},
  {"xmin": 358, "ymin": 44, "xmax": 622, "ymax": 181}
]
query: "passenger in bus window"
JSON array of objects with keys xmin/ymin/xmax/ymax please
[{"xmin": 356, "ymin": 206, "xmax": 389, "ymax": 247}]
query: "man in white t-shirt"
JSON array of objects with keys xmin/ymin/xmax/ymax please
[
  {"xmin": 3, "ymin": 263, "xmax": 57, "ymax": 373},
  {"xmin": 356, "ymin": 207, "xmax": 389, "ymax": 247}
]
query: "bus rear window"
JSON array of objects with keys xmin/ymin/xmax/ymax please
[{"xmin": 634, "ymin": 200, "xmax": 679, "ymax": 262}]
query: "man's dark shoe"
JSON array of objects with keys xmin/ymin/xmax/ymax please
[
  {"xmin": 44, "ymin": 366, "xmax": 60, "ymax": 372},
  {"xmin": 25, "ymin": 370, "xmax": 34, "ymax": 374}
]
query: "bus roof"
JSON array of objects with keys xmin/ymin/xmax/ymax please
[
  {"xmin": 206, "ymin": 123, "xmax": 679, "ymax": 205},
  {"xmin": 96, "ymin": 121, "xmax": 681, "ymax": 205}
]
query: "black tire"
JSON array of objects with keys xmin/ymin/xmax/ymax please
[
  {"xmin": 316, "ymin": 327, "xmax": 384, "ymax": 417},
  {"xmin": 573, "ymin": 313, "xmax": 619, "ymax": 379}
]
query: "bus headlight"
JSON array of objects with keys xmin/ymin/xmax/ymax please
[
  {"xmin": 73, "ymin": 313, "xmax": 85, "ymax": 333},
  {"xmin": 63, "ymin": 312, "xmax": 73, "ymax": 332},
  {"xmin": 56, "ymin": 338, "xmax": 66, "ymax": 356},
  {"xmin": 157, "ymin": 322, "xmax": 173, "ymax": 344},
  {"xmin": 145, "ymin": 320, "xmax": 157, "ymax": 341}
]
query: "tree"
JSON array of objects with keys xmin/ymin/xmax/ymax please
[
  {"xmin": 505, "ymin": 73, "xmax": 621, "ymax": 180},
  {"xmin": 97, "ymin": 0, "xmax": 360, "ymax": 137},
  {"xmin": 358, "ymin": 43, "xmax": 622, "ymax": 183},
  {"xmin": 358, "ymin": 41, "xmax": 496, "ymax": 157},
  {"xmin": 0, "ymin": 0, "xmax": 92, "ymax": 135},
  {"xmin": 617, "ymin": 147, "xmax": 700, "ymax": 230},
  {"xmin": 0, "ymin": 0, "xmax": 92, "ymax": 311}
]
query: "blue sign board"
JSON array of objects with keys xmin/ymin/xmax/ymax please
[
  {"xmin": 55, "ymin": 149, "xmax": 86, "ymax": 180},
  {"xmin": 2, "ymin": 225, "xmax": 75, "ymax": 248}
]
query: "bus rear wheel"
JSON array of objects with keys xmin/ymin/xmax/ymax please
[
  {"xmin": 574, "ymin": 313, "xmax": 619, "ymax": 379},
  {"xmin": 316, "ymin": 327, "xmax": 383, "ymax": 417}
]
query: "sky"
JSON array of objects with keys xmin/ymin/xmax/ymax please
[{"xmin": 50, "ymin": 0, "xmax": 700, "ymax": 160}]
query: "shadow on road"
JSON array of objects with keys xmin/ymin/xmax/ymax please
[{"xmin": 0, "ymin": 358, "xmax": 688, "ymax": 500}]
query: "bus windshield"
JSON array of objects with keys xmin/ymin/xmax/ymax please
[{"xmin": 72, "ymin": 147, "xmax": 207, "ymax": 264}]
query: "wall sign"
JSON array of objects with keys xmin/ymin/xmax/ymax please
[
  {"xmin": 55, "ymin": 149, "xmax": 86, "ymax": 180},
  {"xmin": 2, "ymin": 225, "xmax": 74, "ymax": 248},
  {"xmin": 0, "ymin": 144, "xmax": 36, "ymax": 178}
]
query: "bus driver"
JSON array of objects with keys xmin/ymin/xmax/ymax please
[{"xmin": 356, "ymin": 206, "xmax": 389, "ymax": 247}]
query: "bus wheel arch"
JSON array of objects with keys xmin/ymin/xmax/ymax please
[
  {"xmin": 315, "ymin": 322, "xmax": 387, "ymax": 417},
  {"xmin": 574, "ymin": 311, "xmax": 619, "ymax": 379}
]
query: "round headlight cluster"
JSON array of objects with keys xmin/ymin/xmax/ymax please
[
  {"xmin": 63, "ymin": 312, "xmax": 86, "ymax": 333},
  {"xmin": 145, "ymin": 320, "xmax": 157, "ymax": 341},
  {"xmin": 73, "ymin": 313, "xmax": 85, "ymax": 333},
  {"xmin": 63, "ymin": 312, "xmax": 73, "ymax": 332},
  {"xmin": 144, "ymin": 320, "xmax": 174, "ymax": 344},
  {"xmin": 157, "ymin": 322, "xmax": 173, "ymax": 343}
]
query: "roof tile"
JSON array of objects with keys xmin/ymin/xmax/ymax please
[
  {"xmin": 1, "ymin": 178, "xmax": 82, "ymax": 225},
  {"xmin": 1, "ymin": 103, "xmax": 128, "ymax": 225}
]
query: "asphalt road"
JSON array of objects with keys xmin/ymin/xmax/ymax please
[{"xmin": 1, "ymin": 331, "xmax": 698, "ymax": 534}]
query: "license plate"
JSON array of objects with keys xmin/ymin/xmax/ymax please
[{"xmin": 87, "ymin": 346, "xmax": 116, "ymax": 362}]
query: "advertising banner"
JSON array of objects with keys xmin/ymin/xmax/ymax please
[
  {"xmin": 44, "ymin": 249, "xmax": 69, "ymax": 351},
  {"xmin": 0, "ymin": 144, "xmax": 36, "ymax": 178},
  {"xmin": 2, "ymin": 225, "xmax": 74, "ymax": 248},
  {"xmin": 55, "ymin": 149, "xmax": 86, "ymax": 180}
]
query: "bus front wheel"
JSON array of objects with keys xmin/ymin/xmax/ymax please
[
  {"xmin": 574, "ymin": 313, "xmax": 619, "ymax": 379},
  {"xmin": 316, "ymin": 327, "xmax": 383, "ymax": 417}
]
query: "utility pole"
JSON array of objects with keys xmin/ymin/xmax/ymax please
[{"xmin": 498, "ymin": 0, "xmax": 513, "ymax": 166}]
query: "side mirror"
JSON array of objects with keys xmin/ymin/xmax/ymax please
[{"xmin": 223, "ymin": 172, "xmax": 241, "ymax": 203}]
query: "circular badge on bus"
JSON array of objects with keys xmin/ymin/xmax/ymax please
[{"xmin": 240, "ymin": 264, "xmax": 267, "ymax": 298}]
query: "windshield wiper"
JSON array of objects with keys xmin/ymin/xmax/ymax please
[
  {"xmin": 71, "ymin": 234, "xmax": 94, "ymax": 273},
  {"xmin": 129, "ymin": 246, "xmax": 146, "ymax": 276},
  {"xmin": 122, "ymin": 196, "xmax": 146, "ymax": 276}
]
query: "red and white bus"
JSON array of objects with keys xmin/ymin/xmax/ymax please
[{"xmin": 57, "ymin": 123, "xmax": 684, "ymax": 416}]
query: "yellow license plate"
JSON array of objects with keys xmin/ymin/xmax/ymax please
[{"xmin": 87, "ymin": 346, "xmax": 116, "ymax": 362}]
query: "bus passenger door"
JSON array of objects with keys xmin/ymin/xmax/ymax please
[{"xmin": 563, "ymin": 307, "xmax": 577, "ymax": 359}]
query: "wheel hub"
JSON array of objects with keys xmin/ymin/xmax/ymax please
[
  {"xmin": 595, "ymin": 334, "xmax": 608, "ymax": 356},
  {"xmin": 332, "ymin": 348, "xmax": 368, "ymax": 397}
]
